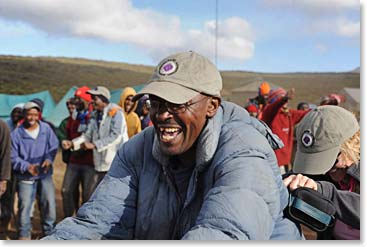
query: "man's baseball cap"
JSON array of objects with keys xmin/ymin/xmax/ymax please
[
  {"xmin": 133, "ymin": 51, "xmax": 222, "ymax": 104},
  {"xmin": 293, "ymin": 105, "xmax": 359, "ymax": 175},
  {"xmin": 23, "ymin": 102, "xmax": 41, "ymax": 112},
  {"xmin": 87, "ymin": 86, "xmax": 111, "ymax": 100}
]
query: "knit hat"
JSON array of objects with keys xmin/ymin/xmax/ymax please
[
  {"xmin": 259, "ymin": 82, "xmax": 271, "ymax": 96},
  {"xmin": 268, "ymin": 87, "xmax": 286, "ymax": 104},
  {"xmin": 293, "ymin": 105, "xmax": 359, "ymax": 175},
  {"xmin": 246, "ymin": 104, "xmax": 258, "ymax": 113},
  {"xmin": 24, "ymin": 101, "xmax": 41, "ymax": 112},
  {"xmin": 133, "ymin": 51, "xmax": 222, "ymax": 104},
  {"xmin": 12, "ymin": 103, "xmax": 25, "ymax": 111},
  {"xmin": 75, "ymin": 86, "xmax": 92, "ymax": 102}
]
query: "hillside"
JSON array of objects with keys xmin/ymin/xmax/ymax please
[{"xmin": 0, "ymin": 55, "xmax": 360, "ymax": 108}]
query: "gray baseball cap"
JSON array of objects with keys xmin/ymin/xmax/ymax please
[
  {"xmin": 87, "ymin": 86, "xmax": 111, "ymax": 100},
  {"xmin": 133, "ymin": 51, "xmax": 222, "ymax": 104},
  {"xmin": 293, "ymin": 105, "xmax": 359, "ymax": 175}
]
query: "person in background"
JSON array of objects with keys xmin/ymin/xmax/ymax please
[
  {"xmin": 43, "ymin": 51, "xmax": 301, "ymax": 240},
  {"xmin": 261, "ymin": 87, "xmax": 309, "ymax": 174},
  {"xmin": 11, "ymin": 102, "xmax": 59, "ymax": 240},
  {"xmin": 6, "ymin": 103, "xmax": 25, "ymax": 131},
  {"xmin": 245, "ymin": 104, "xmax": 258, "ymax": 118},
  {"xmin": 0, "ymin": 120, "xmax": 12, "ymax": 236},
  {"xmin": 73, "ymin": 86, "xmax": 94, "ymax": 133},
  {"xmin": 247, "ymin": 81, "xmax": 271, "ymax": 119},
  {"xmin": 296, "ymin": 102, "xmax": 310, "ymax": 111},
  {"xmin": 30, "ymin": 98, "xmax": 56, "ymax": 133},
  {"xmin": 135, "ymin": 95, "xmax": 153, "ymax": 130},
  {"xmin": 62, "ymin": 86, "xmax": 129, "ymax": 195},
  {"xmin": 56, "ymin": 98, "xmax": 95, "ymax": 217},
  {"xmin": 118, "ymin": 87, "xmax": 141, "ymax": 138},
  {"xmin": 319, "ymin": 93, "xmax": 345, "ymax": 106},
  {"xmin": 284, "ymin": 105, "xmax": 360, "ymax": 240}
]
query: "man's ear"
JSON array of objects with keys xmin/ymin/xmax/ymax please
[{"xmin": 206, "ymin": 97, "xmax": 221, "ymax": 118}]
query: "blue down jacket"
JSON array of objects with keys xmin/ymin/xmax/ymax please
[{"xmin": 44, "ymin": 101, "xmax": 302, "ymax": 240}]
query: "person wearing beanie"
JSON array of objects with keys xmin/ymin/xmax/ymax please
[
  {"xmin": 247, "ymin": 81, "xmax": 272, "ymax": 119},
  {"xmin": 135, "ymin": 95, "xmax": 153, "ymax": 130},
  {"xmin": 118, "ymin": 87, "xmax": 141, "ymax": 138},
  {"xmin": 284, "ymin": 105, "xmax": 360, "ymax": 240},
  {"xmin": 73, "ymin": 86, "xmax": 94, "ymax": 133},
  {"xmin": 56, "ymin": 97, "xmax": 95, "ymax": 218},
  {"xmin": 245, "ymin": 104, "xmax": 258, "ymax": 118},
  {"xmin": 44, "ymin": 51, "xmax": 301, "ymax": 240},
  {"xmin": 261, "ymin": 88, "xmax": 310, "ymax": 174}
]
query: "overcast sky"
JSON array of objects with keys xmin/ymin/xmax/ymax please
[{"xmin": 0, "ymin": 0, "xmax": 361, "ymax": 72}]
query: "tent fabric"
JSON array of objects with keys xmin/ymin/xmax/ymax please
[{"xmin": 0, "ymin": 90, "xmax": 56, "ymax": 121}]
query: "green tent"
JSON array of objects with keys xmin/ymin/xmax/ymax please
[{"xmin": 0, "ymin": 90, "xmax": 56, "ymax": 121}]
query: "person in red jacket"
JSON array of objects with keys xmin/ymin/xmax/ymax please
[{"xmin": 261, "ymin": 87, "xmax": 309, "ymax": 174}]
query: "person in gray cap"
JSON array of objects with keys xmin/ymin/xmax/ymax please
[
  {"xmin": 283, "ymin": 105, "xmax": 360, "ymax": 240},
  {"xmin": 43, "ymin": 51, "xmax": 302, "ymax": 240},
  {"xmin": 61, "ymin": 86, "xmax": 129, "ymax": 196},
  {"xmin": 11, "ymin": 101, "xmax": 59, "ymax": 239}
]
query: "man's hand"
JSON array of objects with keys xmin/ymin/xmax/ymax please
[
  {"xmin": 62, "ymin": 140, "xmax": 73, "ymax": 150},
  {"xmin": 283, "ymin": 174, "xmax": 318, "ymax": 191},
  {"xmin": 81, "ymin": 142, "xmax": 95, "ymax": 150},
  {"xmin": 41, "ymin": 160, "xmax": 52, "ymax": 174},
  {"xmin": 28, "ymin": 164, "xmax": 40, "ymax": 176},
  {"xmin": 0, "ymin": 180, "xmax": 7, "ymax": 197}
]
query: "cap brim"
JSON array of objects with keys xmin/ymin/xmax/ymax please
[
  {"xmin": 293, "ymin": 146, "xmax": 340, "ymax": 175},
  {"xmin": 86, "ymin": 90, "xmax": 99, "ymax": 95},
  {"xmin": 132, "ymin": 81, "xmax": 199, "ymax": 104}
]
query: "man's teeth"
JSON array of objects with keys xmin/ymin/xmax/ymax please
[{"xmin": 159, "ymin": 127, "xmax": 180, "ymax": 133}]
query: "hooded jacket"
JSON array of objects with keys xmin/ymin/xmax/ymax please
[
  {"xmin": 44, "ymin": 101, "xmax": 302, "ymax": 240},
  {"xmin": 118, "ymin": 87, "xmax": 141, "ymax": 138}
]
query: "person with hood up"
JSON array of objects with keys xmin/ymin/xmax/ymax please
[
  {"xmin": 118, "ymin": 87, "xmax": 141, "ymax": 138},
  {"xmin": 6, "ymin": 103, "xmax": 25, "ymax": 131},
  {"xmin": 43, "ymin": 51, "xmax": 302, "ymax": 240}
]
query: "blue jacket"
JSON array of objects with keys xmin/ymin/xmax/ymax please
[
  {"xmin": 44, "ymin": 101, "xmax": 302, "ymax": 240},
  {"xmin": 11, "ymin": 121, "xmax": 59, "ymax": 180}
]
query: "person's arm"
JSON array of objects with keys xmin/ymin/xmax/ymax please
[
  {"xmin": 317, "ymin": 181, "xmax": 360, "ymax": 229},
  {"xmin": 42, "ymin": 141, "xmax": 138, "ymax": 240},
  {"xmin": 182, "ymin": 155, "xmax": 283, "ymax": 240},
  {"xmin": 10, "ymin": 131, "xmax": 31, "ymax": 173},
  {"xmin": 0, "ymin": 121, "xmax": 11, "ymax": 181},
  {"xmin": 0, "ymin": 121, "xmax": 11, "ymax": 197},
  {"xmin": 55, "ymin": 117, "xmax": 68, "ymax": 143},
  {"xmin": 43, "ymin": 126, "xmax": 60, "ymax": 165},
  {"xmin": 94, "ymin": 111, "xmax": 126, "ymax": 152},
  {"xmin": 260, "ymin": 97, "xmax": 287, "ymax": 125},
  {"xmin": 289, "ymin": 109, "xmax": 310, "ymax": 126}
]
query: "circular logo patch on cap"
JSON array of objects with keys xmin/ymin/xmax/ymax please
[
  {"xmin": 159, "ymin": 59, "xmax": 178, "ymax": 76},
  {"xmin": 301, "ymin": 130, "xmax": 314, "ymax": 148}
]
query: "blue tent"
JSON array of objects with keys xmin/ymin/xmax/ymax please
[{"xmin": 0, "ymin": 90, "xmax": 56, "ymax": 121}]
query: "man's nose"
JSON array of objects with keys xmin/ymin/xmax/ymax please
[{"xmin": 155, "ymin": 106, "xmax": 173, "ymax": 120}]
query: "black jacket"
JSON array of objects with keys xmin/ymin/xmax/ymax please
[{"xmin": 317, "ymin": 163, "xmax": 360, "ymax": 239}]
